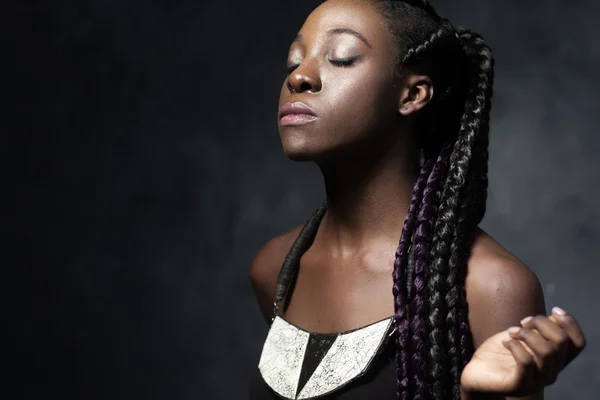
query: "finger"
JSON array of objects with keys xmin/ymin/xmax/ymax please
[
  {"xmin": 521, "ymin": 315, "xmax": 568, "ymax": 382},
  {"xmin": 521, "ymin": 315, "xmax": 569, "ymax": 346},
  {"xmin": 508, "ymin": 327, "xmax": 554, "ymax": 372},
  {"xmin": 550, "ymin": 307, "xmax": 587, "ymax": 364},
  {"xmin": 511, "ymin": 333, "xmax": 535, "ymax": 358},
  {"xmin": 502, "ymin": 338, "xmax": 536, "ymax": 390}
]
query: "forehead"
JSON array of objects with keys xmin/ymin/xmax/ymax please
[{"xmin": 298, "ymin": 0, "xmax": 393, "ymax": 48}]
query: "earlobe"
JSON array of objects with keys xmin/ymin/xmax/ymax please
[{"xmin": 397, "ymin": 74, "xmax": 434, "ymax": 116}]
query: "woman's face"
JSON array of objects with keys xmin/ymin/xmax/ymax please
[{"xmin": 278, "ymin": 0, "xmax": 401, "ymax": 162}]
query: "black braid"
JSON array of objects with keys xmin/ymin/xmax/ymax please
[
  {"xmin": 428, "ymin": 28, "xmax": 494, "ymax": 398},
  {"xmin": 401, "ymin": 19, "xmax": 455, "ymax": 65},
  {"xmin": 274, "ymin": 201, "xmax": 327, "ymax": 315},
  {"xmin": 448, "ymin": 29, "xmax": 494, "ymax": 384}
]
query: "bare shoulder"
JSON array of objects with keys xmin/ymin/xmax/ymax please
[
  {"xmin": 466, "ymin": 228, "xmax": 546, "ymax": 347},
  {"xmin": 249, "ymin": 224, "xmax": 304, "ymax": 324}
]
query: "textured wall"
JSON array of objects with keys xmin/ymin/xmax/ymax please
[{"xmin": 6, "ymin": 0, "xmax": 599, "ymax": 399}]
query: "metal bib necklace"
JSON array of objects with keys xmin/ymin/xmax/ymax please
[{"xmin": 259, "ymin": 311, "xmax": 395, "ymax": 399}]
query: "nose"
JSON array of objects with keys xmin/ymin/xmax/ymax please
[{"xmin": 286, "ymin": 61, "xmax": 322, "ymax": 94}]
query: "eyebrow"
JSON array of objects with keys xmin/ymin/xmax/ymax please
[{"xmin": 294, "ymin": 28, "xmax": 372, "ymax": 48}]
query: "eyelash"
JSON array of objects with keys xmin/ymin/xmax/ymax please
[
  {"xmin": 285, "ymin": 57, "xmax": 358, "ymax": 74},
  {"xmin": 329, "ymin": 57, "xmax": 357, "ymax": 67}
]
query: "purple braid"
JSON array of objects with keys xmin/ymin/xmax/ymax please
[
  {"xmin": 392, "ymin": 157, "xmax": 434, "ymax": 400},
  {"xmin": 408, "ymin": 144, "xmax": 452, "ymax": 399}
]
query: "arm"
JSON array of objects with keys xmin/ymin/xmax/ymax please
[
  {"xmin": 249, "ymin": 239, "xmax": 280, "ymax": 325},
  {"xmin": 249, "ymin": 226, "xmax": 303, "ymax": 325},
  {"xmin": 464, "ymin": 247, "xmax": 546, "ymax": 400}
]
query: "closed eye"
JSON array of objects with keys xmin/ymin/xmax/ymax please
[
  {"xmin": 329, "ymin": 56, "xmax": 360, "ymax": 67},
  {"xmin": 286, "ymin": 55, "xmax": 360, "ymax": 74}
]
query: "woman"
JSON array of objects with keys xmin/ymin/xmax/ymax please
[{"xmin": 248, "ymin": 0, "xmax": 586, "ymax": 399}]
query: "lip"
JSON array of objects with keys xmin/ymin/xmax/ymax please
[{"xmin": 279, "ymin": 102, "xmax": 318, "ymax": 126}]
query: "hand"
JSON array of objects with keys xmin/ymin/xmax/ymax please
[{"xmin": 460, "ymin": 307, "xmax": 586, "ymax": 397}]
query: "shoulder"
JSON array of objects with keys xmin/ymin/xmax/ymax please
[
  {"xmin": 466, "ymin": 228, "xmax": 546, "ymax": 347},
  {"xmin": 249, "ymin": 224, "xmax": 303, "ymax": 324}
]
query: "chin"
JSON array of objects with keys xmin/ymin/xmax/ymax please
[
  {"xmin": 279, "ymin": 126, "xmax": 360, "ymax": 163},
  {"xmin": 282, "ymin": 144, "xmax": 320, "ymax": 162},
  {"xmin": 281, "ymin": 135, "xmax": 360, "ymax": 164},
  {"xmin": 280, "ymin": 131, "xmax": 321, "ymax": 162}
]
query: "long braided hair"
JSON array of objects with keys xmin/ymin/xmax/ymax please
[{"xmin": 273, "ymin": 1, "xmax": 495, "ymax": 399}]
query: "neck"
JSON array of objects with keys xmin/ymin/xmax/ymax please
[{"xmin": 316, "ymin": 137, "xmax": 419, "ymax": 253}]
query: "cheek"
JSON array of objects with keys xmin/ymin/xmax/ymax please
[{"xmin": 322, "ymin": 68, "xmax": 396, "ymax": 137}]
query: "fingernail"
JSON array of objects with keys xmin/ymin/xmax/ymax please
[
  {"xmin": 520, "ymin": 316, "xmax": 533, "ymax": 325},
  {"xmin": 508, "ymin": 326, "xmax": 521, "ymax": 334},
  {"xmin": 552, "ymin": 306, "xmax": 566, "ymax": 316}
]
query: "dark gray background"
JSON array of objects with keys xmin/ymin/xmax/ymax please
[{"xmin": 5, "ymin": 0, "xmax": 599, "ymax": 399}]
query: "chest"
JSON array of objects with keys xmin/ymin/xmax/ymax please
[{"xmin": 279, "ymin": 248, "xmax": 397, "ymax": 333}]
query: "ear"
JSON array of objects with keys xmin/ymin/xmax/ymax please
[{"xmin": 397, "ymin": 74, "xmax": 434, "ymax": 116}]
